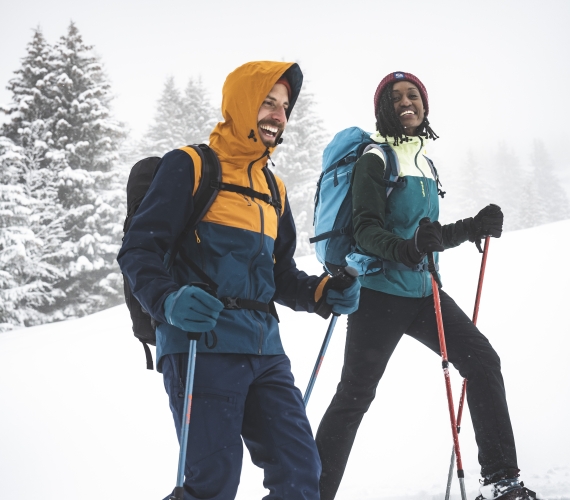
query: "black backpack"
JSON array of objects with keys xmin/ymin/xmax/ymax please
[{"xmin": 122, "ymin": 144, "xmax": 282, "ymax": 369}]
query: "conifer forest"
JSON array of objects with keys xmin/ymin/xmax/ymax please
[{"xmin": 1, "ymin": 22, "xmax": 568, "ymax": 332}]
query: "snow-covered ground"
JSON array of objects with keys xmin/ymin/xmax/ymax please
[{"xmin": 1, "ymin": 220, "xmax": 569, "ymax": 500}]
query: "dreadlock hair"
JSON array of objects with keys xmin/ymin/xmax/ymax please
[{"xmin": 375, "ymin": 83, "xmax": 439, "ymax": 146}]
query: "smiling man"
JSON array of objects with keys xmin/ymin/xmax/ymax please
[
  {"xmin": 257, "ymin": 77, "xmax": 290, "ymax": 146},
  {"xmin": 118, "ymin": 61, "xmax": 360, "ymax": 500}
]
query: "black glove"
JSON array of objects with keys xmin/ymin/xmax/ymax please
[
  {"xmin": 471, "ymin": 204, "xmax": 503, "ymax": 239},
  {"xmin": 397, "ymin": 221, "xmax": 444, "ymax": 268},
  {"xmin": 465, "ymin": 204, "xmax": 503, "ymax": 252}
]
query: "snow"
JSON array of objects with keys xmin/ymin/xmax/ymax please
[{"xmin": 1, "ymin": 220, "xmax": 569, "ymax": 500}]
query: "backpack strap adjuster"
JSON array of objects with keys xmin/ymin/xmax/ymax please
[{"xmin": 221, "ymin": 297, "xmax": 242, "ymax": 309}]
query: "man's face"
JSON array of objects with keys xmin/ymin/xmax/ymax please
[
  {"xmin": 257, "ymin": 83, "xmax": 289, "ymax": 147},
  {"xmin": 391, "ymin": 81, "xmax": 425, "ymax": 136}
]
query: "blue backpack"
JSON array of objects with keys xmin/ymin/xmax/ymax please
[{"xmin": 310, "ymin": 127, "xmax": 403, "ymax": 275}]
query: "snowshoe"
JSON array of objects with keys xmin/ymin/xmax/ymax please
[{"xmin": 475, "ymin": 477, "xmax": 539, "ymax": 500}]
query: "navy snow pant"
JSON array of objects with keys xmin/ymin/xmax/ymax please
[
  {"xmin": 315, "ymin": 287, "xmax": 518, "ymax": 500},
  {"xmin": 162, "ymin": 353, "xmax": 321, "ymax": 500}
]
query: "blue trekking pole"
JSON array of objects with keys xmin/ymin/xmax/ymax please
[
  {"xmin": 170, "ymin": 332, "xmax": 200, "ymax": 500},
  {"xmin": 169, "ymin": 283, "xmax": 215, "ymax": 500},
  {"xmin": 303, "ymin": 266, "xmax": 358, "ymax": 407}
]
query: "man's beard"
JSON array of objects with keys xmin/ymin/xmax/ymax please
[{"xmin": 258, "ymin": 119, "xmax": 284, "ymax": 146}]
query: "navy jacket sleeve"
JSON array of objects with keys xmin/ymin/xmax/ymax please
[
  {"xmin": 117, "ymin": 149, "xmax": 196, "ymax": 323},
  {"xmin": 272, "ymin": 196, "xmax": 324, "ymax": 313}
]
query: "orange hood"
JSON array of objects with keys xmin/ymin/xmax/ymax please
[{"xmin": 209, "ymin": 61, "xmax": 303, "ymax": 167}]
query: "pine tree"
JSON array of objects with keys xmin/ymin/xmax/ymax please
[
  {"xmin": 49, "ymin": 22, "xmax": 125, "ymax": 172},
  {"xmin": 529, "ymin": 140, "xmax": 570, "ymax": 225},
  {"xmin": 491, "ymin": 142, "xmax": 526, "ymax": 231},
  {"xmin": 440, "ymin": 149, "xmax": 495, "ymax": 224},
  {"xmin": 182, "ymin": 76, "xmax": 218, "ymax": 144},
  {"xmin": 1, "ymin": 27, "xmax": 56, "ymax": 150},
  {"xmin": 0, "ymin": 137, "xmax": 66, "ymax": 331},
  {"xmin": 1, "ymin": 22, "xmax": 127, "ymax": 324},
  {"xmin": 43, "ymin": 22, "xmax": 127, "ymax": 316},
  {"xmin": 272, "ymin": 84, "xmax": 328, "ymax": 256},
  {"xmin": 139, "ymin": 75, "xmax": 217, "ymax": 157},
  {"xmin": 139, "ymin": 76, "xmax": 186, "ymax": 157}
]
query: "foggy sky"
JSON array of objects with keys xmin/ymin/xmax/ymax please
[{"xmin": 2, "ymin": 0, "xmax": 569, "ymax": 176}]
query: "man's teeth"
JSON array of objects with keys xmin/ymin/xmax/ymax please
[
  {"xmin": 400, "ymin": 110, "xmax": 414, "ymax": 116},
  {"xmin": 261, "ymin": 125, "xmax": 278, "ymax": 135}
]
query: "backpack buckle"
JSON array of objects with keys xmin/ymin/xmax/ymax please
[{"xmin": 222, "ymin": 297, "xmax": 241, "ymax": 309}]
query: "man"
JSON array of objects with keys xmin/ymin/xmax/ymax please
[{"xmin": 118, "ymin": 61, "xmax": 360, "ymax": 500}]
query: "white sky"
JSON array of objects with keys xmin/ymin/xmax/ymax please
[
  {"xmin": 1, "ymin": 220, "xmax": 570, "ymax": 499},
  {"xmin": 2, "ymin": 0, "xmax": 570, "ymax": 172}
]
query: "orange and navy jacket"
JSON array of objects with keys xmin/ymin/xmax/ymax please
[{"xmin": 118, "ymin": 61, "xmax": 328, "ymax": 371}]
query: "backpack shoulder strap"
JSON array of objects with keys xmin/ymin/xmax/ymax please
[
  {"xmin": 167, "ymin": 145, "xmax": 221, "ymax": 292},
  {"xmin": 262, "ymin": 166, "xmax": 283, "ymax": 217},
  {"xmin": 362, "ymin": 143, "xmax": 402, "ymax": 196},
  {"xmin": 423, "ymin": 155, "xmax": 446, "ymax": 198}
]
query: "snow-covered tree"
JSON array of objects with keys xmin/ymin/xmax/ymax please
[
  {"xmin": 1, "ymin": 27, "xmax": 55, "ymax": 150},
  {"xmin": 490, "ymin": 142, "xmax": 526, "ymax": 231},
  {"xmin": 139, "ymin": 76, "xmax": 186, "ymax": 157},
  {"xmin": 440, "ymin": 149, "xmax": 496, "ymax": 224},
  {"xmin": 529, "ymin": 139, "xmax": 570, "ymax": 226},
  {"xmin": 0, "ymin": 138, "xmax": 66, "ymax": 331},
  {"xmin": 41, "ymin": 22, "xmax": 127, "ymax": 316},
  {"xmin": 272, "ymin": 83, "xmax": 328, "ymax": 256},
  {"xmin": 49, "ymin": 22, "xmax": 125, "ymax": 173},
  {"xmin": 0, "ymin": 22, "xmax": 127, "ymax": 326},
  {"xmin": 139, "ymin": 75, "xmax": 217, "ymax": 157},
  {"xmin": 181, "ymin": 76, "xmax": 219, "ymax": 144}
]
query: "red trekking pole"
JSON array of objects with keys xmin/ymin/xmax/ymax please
[
  {"xmin": 420, "ymin": 217, "xmax": 467, "ymax": 500},
  {"xmin": 444, "ymin": 236, "xmax": 491, "ymax": 500}
]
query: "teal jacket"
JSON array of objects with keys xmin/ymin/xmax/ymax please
[{"xmin": 351, "ymin": 133, "xmax": 468, "ymax": 298}]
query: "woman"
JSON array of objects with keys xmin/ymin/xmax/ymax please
[{"xmin": 315, "ymin": 71, "xmax": 538, "ymax": 500}]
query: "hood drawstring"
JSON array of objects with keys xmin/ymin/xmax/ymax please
[{"xmin": 267, "ymin": 152, "xmax": 275, "ymax": 168}]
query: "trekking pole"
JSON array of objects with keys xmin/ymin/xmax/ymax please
[
  {"xmin": 444, "ymin": 236, "xmax": 491, "ymax": 500},
  {"xmin": 303, "ymin": 266, "xmax": 358, "ymax": 407},
  {"xmin": 420, "ymin": 218, "xmax": 467, "ymax": 500},
  {"xmin": 169, "ymin": 283, "xmax": 214, "ymax": 500}
]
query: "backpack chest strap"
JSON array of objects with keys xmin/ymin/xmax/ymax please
[{"xmin": 211, "ymin": 181, "xmax": 282, "ymax": 211}]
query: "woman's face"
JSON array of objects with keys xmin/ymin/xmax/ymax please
[{"xmin": 391, "ymin": 81, "xmax": 425, "ymax": 136}]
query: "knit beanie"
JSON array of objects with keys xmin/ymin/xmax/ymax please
[
  {"xmin": 276, "ymin": 77, "xmax": 292, "ymax": 99},
  {"xmin": 373, "ymin": 71, "xmax": 429, "ymax": 117}
]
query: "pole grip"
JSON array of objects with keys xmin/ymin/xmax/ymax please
[{"xmin": 315, "ymin": 266, "xmax": 358, "ymax": 319}]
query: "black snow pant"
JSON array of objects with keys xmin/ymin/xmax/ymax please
[{"xmin": 315, "ymin": 287, "xmax": 518, "ymax": 500}]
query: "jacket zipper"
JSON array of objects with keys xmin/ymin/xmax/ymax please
[
  {"xmin": 247, "ymin": 150, "xmax": 270, "ymax": 354},
  {"xmin": 413, "ymin": 137, "xmax": 430, "ymax": 297}
]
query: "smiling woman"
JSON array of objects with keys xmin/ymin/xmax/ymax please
[
  {"xmin": 373, "ymin": 71, "xmax": 438, "ymax": 145},
  {"xmin": 314, "ymin": 71, "xmax": 540, "ymax": 500}
]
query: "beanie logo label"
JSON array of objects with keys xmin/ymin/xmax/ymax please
[{"xmin": 394, "ymin": 72, "xmax": 406, "ymax": 79}]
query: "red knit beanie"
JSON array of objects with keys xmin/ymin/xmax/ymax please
[
  {"xmin": 373, "ymin": 71, "xmax": 429, "ymax": 117},
  {"xmin": 276, "ymin": 77, "xmax": 292, "ymax": 99}
]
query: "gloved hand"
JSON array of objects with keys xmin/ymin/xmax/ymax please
[
  {"xmin": 397, "ymin": 221, "xmax": 444, "ymax": 267},
  {"xmin": 470, "ymin": 204, "xmax": 503, "ymax": 241},
  {"xmin": 325, "ymin": 278, "xmax": 361, "ymax": 315},
  {"xmin": 164, "ymin": 285, "xmax": 224, "ymax": 332}
]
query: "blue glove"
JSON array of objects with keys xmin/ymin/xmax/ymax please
[
  {"xmin": 325, "ymin": 279, "xmax": 361, "ymax": 315},
  {"xmin": 164, "ymin": 285, "xmax": 224, "ymax": 332}
]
